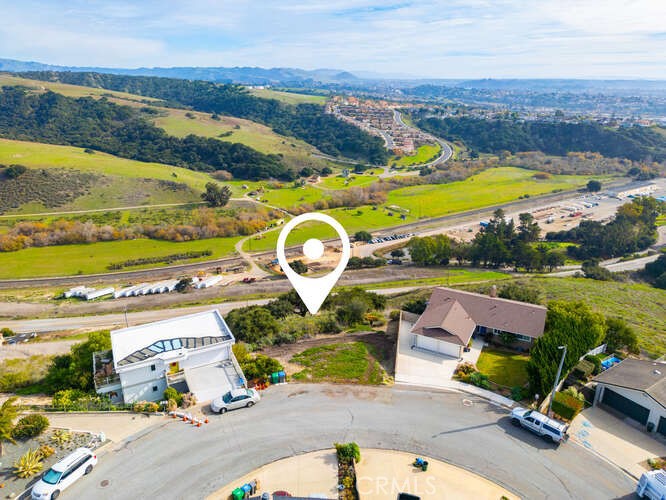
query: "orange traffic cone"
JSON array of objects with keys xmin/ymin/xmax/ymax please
[
  {"xmin": 197, "ymin": 421, "xmax": 201, "ymax": 427},
  {"xmin": 204, "ymin": 418, "xmax": 209, "ymax": 424}
]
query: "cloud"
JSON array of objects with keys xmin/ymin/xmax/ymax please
[{"xmin": 0, "ymin": 0, "xmax": 663, "ymax": 77}]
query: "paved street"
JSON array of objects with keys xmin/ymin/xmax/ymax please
[{"xmin": 66, "ymin": 384, "xmax": 635, "ymax": 499}]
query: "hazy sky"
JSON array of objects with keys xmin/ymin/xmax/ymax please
[{"xmin": 1, "ymin": 0, "xmax": 665, "ymax": 78}]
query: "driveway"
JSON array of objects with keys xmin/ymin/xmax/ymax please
[
  {"xmin": 570, "ymin": 406, "xmax": 666, "ymax": 479},
  {"xmin": 393, "ymin": 315, "xmax": 514, "ymax": 408},
  {"xmin": 65, "ymin": 384, "xmax": 635, "ymax": 499}
]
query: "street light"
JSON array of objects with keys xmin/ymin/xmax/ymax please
[{"xmin": 548, "ymin": 345, "xmax": 567, "ymax": 417}]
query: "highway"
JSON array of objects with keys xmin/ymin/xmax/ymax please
[{"xmin": 66, "ymin": 384, "xmax": 635, "ymax": 499}]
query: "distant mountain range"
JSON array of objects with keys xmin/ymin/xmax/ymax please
[
  {"xmin": 1, "ymin": 57, "xmax": 665, "ymax": 94},
  {"xmin": 0, "ymin": 58, "xmax": 359, "ymax": 85}
]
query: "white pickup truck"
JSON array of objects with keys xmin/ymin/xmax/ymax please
[{"xmin": 511, "ymin": 407, "xmax": 569, "ymax": 444}]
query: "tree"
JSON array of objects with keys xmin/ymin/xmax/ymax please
[
  {"xmin": 321, "ymin": 166, "xmax": 333, "ymax": 176},
  {"xmin": 4, "ymin": 164, "xmax": 27, "ymax": 179},
  {"xmin": 517, "ymin": 213, "xmax": 541, "ymax": 242},
  {"xmin": 336, "ymin": 298, "xmax": 369, "ymax": 326},
  {"xmin": 587, "ymin": 180, "xmax": 602, "ymax": 192},
  {"xmin": 1, "ymin": 327, "xmax": 14, "ymax": 337},
  {"xmin": 225, "ymin": 306, "xmax": 280, "ymax": 345},
  {"xmin": 527, "ymin": 301, "xmax": 606, "ymax": 397},
  {"xmin": 201, "ymin": 182, "xmax": 232, "ymax": 207},
  {"xmin": 0, "ymin": 396, "xmax": 20, "ymax": 456},
  {"xmin": 390, "ymin": 249, "xmax": 405, "ymax": 258},
  {"xmin": 605, "ymin": 317, "xmax": 639, "ymax": 354},
  {"xmin": 354, "ymin": 231, "xmax": 372, "ymax": 242}
]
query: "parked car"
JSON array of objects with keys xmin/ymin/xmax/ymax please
[
  {"xmin": 637, "ymin": 470, "xmax": 666, "ymax": 499},
  {"xmin": 31, "ymin": 447, "xmax": 97, "ymax": 499},
  {"xmin": 510, "ymin": 407, "xmax": 569, "ymax": 444},
  {"xmin": 211, "ymin": 388, "xmax": 260, "ymax": 414}
]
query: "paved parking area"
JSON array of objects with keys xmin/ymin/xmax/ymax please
[{"xmin": 570, "ymin": 406, "xmax": 666, "ymax": 479}]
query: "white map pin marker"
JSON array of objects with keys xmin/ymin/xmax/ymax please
[{"xmin": 276, "ymin": 212, "xmax": 350, "ymax": 315}]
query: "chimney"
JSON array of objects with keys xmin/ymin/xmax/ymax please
[{"xmin": 489, "ymin": 285, "xmax": 497, "ymax": 298}]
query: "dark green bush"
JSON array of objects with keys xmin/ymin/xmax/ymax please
[
  {"xmin": 11, "ymin": 414, "xmax": 50, "ymax": 439},
  {"xmin": 469, "ymin": 372, "xmax": 490, "ymax": 389},
  {"xmin": 551, "ymin": 391, "xmax": 584, "ymax": 420},
  {"xmin": 163, "ymin": 387, "xmax": 183, "ymax": 406}
]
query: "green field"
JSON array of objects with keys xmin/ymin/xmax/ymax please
[
  {"xmin": 291, "ymin": 342, "xmax": 385, "ymax": 384},
  {"xmin": 0, "ymin": 237, "xmax": 240, "ymax": 278},
  {"xmin": 386, "ymin": 167, "xmax": 602, "ymax": 218},
  {"xmin": 318, "ymin": 173, "xmax": 379, "ymax": 190},
  {"xmin": 0, "ymin": 139, "xmax": 214, "ymax": 191},
  {"xmin": 245, "ymin": 167, "xmax": 601, "ymax": 252},
  {"xmin": 476, "ymin": 348, "xmax": 529, "ymax": 388},
  {"xmin": 392, "ymin": 143, "xmax": 441, "ymax": 167},
  {"xmin": 247, "ymin": 88, "xmax": 327, "ymax": 105}
]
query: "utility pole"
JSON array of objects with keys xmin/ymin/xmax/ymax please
[
  {"xmin": 124, "ymin": 306, "xmax": 129, "ymax": 328},
  {"xmin": 548, "ymin": 345, "xmax": 567, "ymax": 417}
]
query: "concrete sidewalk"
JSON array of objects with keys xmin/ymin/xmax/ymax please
[
  {"xmin": 208, "ymin": 449, "xmax": 338, "ymax": 499},
  {"xmin": 394, "ymin": 317, "xmax": 514, "ymax": 408},
  {"xmin": 356, "ymin": 449, "xmax": 518, "ymax": 500},
  {"xmin": 570, "ymin": 406, "xmax": 666, "ymax": 479},
  {"xmin": 46, "ymin": 412, "xmax": 167, "ymax": 443}
]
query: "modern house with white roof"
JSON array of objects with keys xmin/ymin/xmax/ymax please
[{"xmin": 94, "ymin": 309, "xmax": 246, "ymax": 404}]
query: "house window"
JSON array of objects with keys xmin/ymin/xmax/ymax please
[
  {"xmin": 515, "ymin": 334, "xmax": 532, "ymax": 343},
  {"xmin": 150, "ymin": 364, "xmax": 156, "ymax": 371},
  {"xmin": 152, "ymin": 386, "xmax": 158, "ymax": 392}
]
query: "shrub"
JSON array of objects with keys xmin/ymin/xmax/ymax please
[
  {"xmin": 181, "ymin": 392, "xmax": 197, "ymax": 408},
  {"xmin": 335, "ymin": 442, "xmax": 361, "ymax": 464},
  {"xmin": 1, "ymin": 327, "xmax": 14, "ymax": 337},
  {"xmin": 562, "ymin": 386, "xmax": 585, "ymax": 402},
  {"xmin": 469, "ymin": 372, "xmax": 490, "ymax": 389},
  {"xmin": 37, "ymin": 444, "xmax": 55, "ymax": 459},
  {"xmin": 143, "ymin": 402, "xmax": 159, "ymax": 413},
  {"xmin": 50, "ymin": 429, "xmax": 71, "ymax": 447},
  {"xmin": 166, "ymin": 399, "xmax": 178, "ymax": 412},
  {"xmin": 11, "ymin": 414, "xmax": 50, "ymax": 440},
  {"xmin": 584, "ymin": 355, "xmax": 602, "ymax": 375},
  {"xmin": 164, "ymin": 387, "xmax": 183, "ymax": 406},
  {"xmin": 52, "ymin": 389, "xmax": 92, "ymax": 410},
  {"xmin": 454, "ymin": 362, "xmax": 476, "ymax": 377},
  {"xmin": 240, "ymin": 354, "xmax": 283, "ymax": 381},
  {"xmin": 511, "ymin": 386, "xmax": 526, "ymax": 401},
  {"xmin": 552, "ymin": 391, "xmax": 584, "ymax": 420},
  {"xmin": 133, "ymin": 401, "xmax": 148, "ymax": 413},
  {"xmin": 572, "ymin": 359, "xmax": 595, "ymax": 380},
  {"xmin": 14, "ymin": 448, "xmax": 43, "ymax": 478},
  {"xmin": 389, "ymin": 310, "xmax": 401, "ymax": 321}
]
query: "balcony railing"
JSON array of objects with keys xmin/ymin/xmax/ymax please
[{"xmin": 94, "ymin": 373, "xmax": 121, "ymax": 389}]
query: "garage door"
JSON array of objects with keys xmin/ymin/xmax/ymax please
[
  {"xmin": 414, "ymin": 335, "xmax": 460, "ymax": 357},
  {"xmin": 602, "ymin": 387, "xmax": 650, "ymax": 425},
  {"xmin": 658, "ymin": 417, "xmax": 666, "ymax": 436}
]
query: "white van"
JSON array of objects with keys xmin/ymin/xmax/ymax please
[
  {"xmin": 31, "ymin": 447, "xmax": 97, "ymax": 499},
  {"xmin": 637, "ymin": 470, "xmax": 666, "ymax": 499}
]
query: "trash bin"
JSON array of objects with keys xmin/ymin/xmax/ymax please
[
  {"xmin": 271, "ymin": 372, "xmax": 279, "ymax": 384},
  {"xmin": 421, "ymin": 461, "xmax": 428, "ymax": 471},
  {"xmin": 278, "ymin": 370, "xmax": 286, "ymax": 383},
  {"xmin": 232, "ymin": 488, "xmax": 245, "ymax": 500},
  {"xmin": 242, "ymin": 483, "xmax": 253, "ymax": 496}
]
